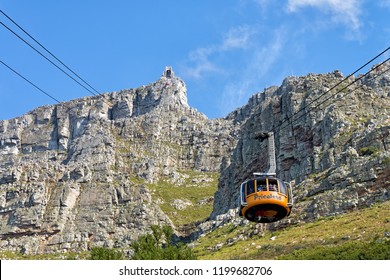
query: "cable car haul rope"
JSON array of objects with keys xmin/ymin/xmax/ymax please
[{"xmin": 237, "ymin": 48, "xmax": 390, "ymax": 223}]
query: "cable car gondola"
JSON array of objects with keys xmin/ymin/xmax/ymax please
[
  {"xmin": 240, "ymin": 172, "xmax": 293, "ymax": 223},
  {"xmin": 239, "ymin": 132, "xmax": 294, "ymax": 223}
]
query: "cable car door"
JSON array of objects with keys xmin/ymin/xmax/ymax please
[{"xmin": 240, "ymin": 181, "xmax": 248, "ymax": 206}]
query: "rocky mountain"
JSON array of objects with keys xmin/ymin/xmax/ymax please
[
  {"xmin": 0, "ymin": 67, "xmax": 239, "ymax": 254},
  {"xmin": 0, "ymin": 64, "xmax": 389, "ymax": 256},
  {"xmin": 211, "ymin": 65, "xmax": 390, "ymax": 226}
]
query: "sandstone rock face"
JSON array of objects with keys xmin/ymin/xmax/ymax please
[
  {"xmin": 0, "ymin": 74, "xmax": 238, "ymax": 254},
  {"xmin": 211, "ymin": 65, "xmax": 390, "ymax": 227},
  {"xmin": 1, "ymin": 64, "xmax": 389, "ymax": 255}
]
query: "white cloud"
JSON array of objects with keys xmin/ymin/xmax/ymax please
[
  {"xmin": 220, "ymin": 29, "xmax": 285, "ymax": 115},
  {"xmin": 220, "ymin": 81, "xmax": 251, "ymax": 115},
  {"xmin": 183, "ymin": 47, "xmax": 219, "ymax": 79},
  {"xmin": 181, "ymin": 20, "xmax": 286, "ymax": 115},
  {"xmin": 221, "ymin": 26, "xmax": 254, "ymax": 51},
  {"xmin": 181, "ymin": 25, "xmax": 256, "ymax": 79},
  {"xmin": 287, "ymin": 0, "xmax": 363, "ymax": 30}
]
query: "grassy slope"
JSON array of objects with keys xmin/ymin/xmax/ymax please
[
  {"xmin": 0, "ymin": 169, "xmax": 219, "ymax": 260},
  {"xmin": 193, "ymin": 200, "xmax": 390, "ymax": 260},
  {"xmin": 1, "ymin": 183, "xmax": 388, "ymax": 260},
  {"xmin": 147, "ymin": 170, "xmax": 219, "ymax": 227},
  {"xmin": 1, "ymin": 200, "xmax": 389, "ymax": 260}
]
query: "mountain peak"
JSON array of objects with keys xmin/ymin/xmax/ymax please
[
  {"xmin": 1, "ymin": 65, "xmax": 389, "ymax": 256},
  {"xmin": 94, "ymin": 66, "xmax": 189, "ymax": 120}
]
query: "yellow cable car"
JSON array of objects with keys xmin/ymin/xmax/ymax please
[
  {"xmin": 240, "ymin": 173, "xmax": 293, "ymax": 223},
  {"xmin": 239, "ymin": 132, "xmax": 294, "ymax": 223}
]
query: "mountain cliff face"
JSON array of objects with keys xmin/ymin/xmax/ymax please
[
  {"xmin": 211, "ymin": 65, "xmax": 390, "ymax": 226},
  {"xmin": 0, "ymin": 69, "xmax": 238, "ymax": 254},
  {"xmin": 0, "ymin": 65, "xmax": 389, "ymax": 255}
]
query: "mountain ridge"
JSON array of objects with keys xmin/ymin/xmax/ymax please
[
  {"xmin": 0, "ymin": 65, "xmax": 389, "ymax": 257},
  {"xmin": 0, "ymin": 68, "xmax": 238, "ymax": 254}
]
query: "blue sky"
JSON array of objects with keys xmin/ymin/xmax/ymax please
[{"xmin": 0, "ymin": 0, "xmax": 389, "ymax": 120}]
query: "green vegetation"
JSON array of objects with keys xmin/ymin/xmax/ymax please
[
  {"xmin": 193, "ymin": 200, "xmax": 390, "ymax": 260},
  {"xmin": 1, "ymin": 201, "xmax": 389, "ymax": 260},
  {"xmin": 147, "ymin": 170, "xmax": 219, "ymax": 226},
  {"xmin": 87, "ymin": 225, "xmax": 197, "ymax": 260},
  {"xmin": 382, "ymin": 156, "xmax": 390, "ymax": 165},
  {"xmin": 359, "ymin": 146, "xmax": 380, "ymax": 156},
  {"xmin": 308, "ymin": 169, "xmax": 329, "ymax": 182},
  {"xmin": 0, "ymin": 250, "xmax": 89, "ymax": 260},
  {"xmin": 89, "ymin": 247, "xmax": 124, "ymax": 260},
  {"xmin": 131, "ymin": 225, "xmax": 197, "ymax": 260},
  {"xmin": 282, "ymin": 239, "xmax": 390, "ymax": 260}
]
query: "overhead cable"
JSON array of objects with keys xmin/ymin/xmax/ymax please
[
  {"xmin": 0, "ymin": 9, "xmax": 101, "ymax": 96},
  {"xmin": 0, "ymin": 20, "xmax": 98, "ymax": 96},
  {"xmin": 0, "ymin": 59, "xmax": 62, "ymax": 104},
  {"xmin": 0, "ymin": 11, "xmax": 112, "ymax": 106},
  {"xmin": 274, "ymin": 47, "xmax": 390, "ymax": 132}
]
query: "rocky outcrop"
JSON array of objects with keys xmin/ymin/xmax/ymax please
[
  {"xmin": 1, "ymin": 64, "xmax": 389, "ymax": 255},
  {"xmin": 0, "ymin": 72, "xmax": 238, "ymax": 254},
  {"xmin": 211, "ymin": 64, "xmax": 390, "ymax": 227}
]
